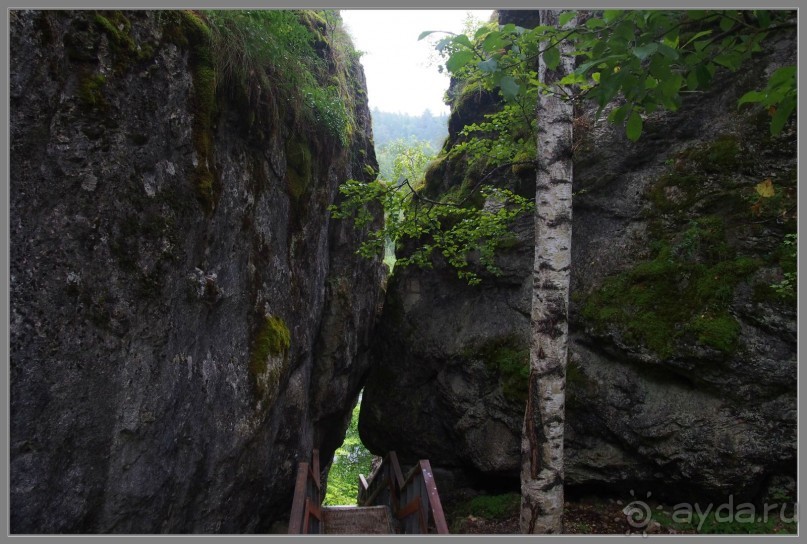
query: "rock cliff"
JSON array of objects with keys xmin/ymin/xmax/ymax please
[
  {"xmin": 10, "ymin": 10, "xmax": 383, "ymax": 533},
  {"xmin": 360, "ymin": 10, "xmax": 796, "ymax": 504}
]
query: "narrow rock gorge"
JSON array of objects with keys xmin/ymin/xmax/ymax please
[
  {"xmin": 10, "ymin": 10, "xmax": 383, "ymax": 533},
  {"xmin": 9, "ymin": 8, "xmax": 798, "ymax": 535}
]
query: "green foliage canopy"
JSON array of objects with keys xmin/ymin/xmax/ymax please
[
  {"xmin": 426, "ymin": 9, "xmax": 796, "ymax": 140},
  {"xmin": 332, "ymin": 10, "xmax": 796, "ymax": 284}
]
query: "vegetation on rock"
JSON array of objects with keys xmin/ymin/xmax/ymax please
[{"xmin": 249, "ymin": 315, "xmax": 291, "ymax": 403}]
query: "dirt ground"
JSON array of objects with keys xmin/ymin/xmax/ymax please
[
  {"xmin": 453, "ymin": 498, "xmax": 636, "ymax": 535},
  {"xmin": 451, "ymin": 496, "xmax": 797, "ymax": 535}
]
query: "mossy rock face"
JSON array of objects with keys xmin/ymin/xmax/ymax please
[
  {"xmin": 472, "ymin": 335, "xmax": 529, "ymax": 404},
  {"xmin": 579, "ymin": 124, "xmax": 797, "ymax": 360},
  {"xmin": 77, "ymin": 71, "xmax": 107, "ymax": 111},
  {"xmin": 581, "ymin": 237, "xmax": 758, "ymax": 358},
  {"xmin": 93, "ymin": 11, "xmax": 158, "ymax": 70},
  {"xmin": 176, "ymin": 11, "xmax": 219, "ymax": 213},
  {"xmin": 285, "ymin": 136, "xmax": 313, "ymax": 201},
  {"xmin": 249, "ymin": 315, "xmax": 291, "ymax": 405}
]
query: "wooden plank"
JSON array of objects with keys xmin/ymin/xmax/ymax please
[
  {"xmin": 302, "ymin": 498, "xmax": 311, "ymax": 534},
  {"xmin": 358, "ymin": 474, "xmax": 369, "ymax": 505},
  {"xmin": 396, "ymin": 496, "xmax": 421, "ymax": 520},
  {"xmin": 419, "ymin": 460, "xmax": 449, "ymax": 534},
  {"xmin": 364, "ymin": 474, "xmax": 389, "ymax": 506},
  {"xmin": 307, "ymin": 501, "xmax": 322, "ymax": 521},
  {"xmin": 288, "ymin": 462, "xmax": 309, "ymax": 534},
  {"xmin": 389, "ymin": 452, "xmax": 405, "ymax": 488},
  {"xmin": 312, "ymin": 449, "xmax": 321, "ymax": 489}
]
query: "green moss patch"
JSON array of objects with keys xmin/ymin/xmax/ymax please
[
  {"xmin": 580, "ymin": 125, "xmax": 797, "ymax": 359},
  {"xmin": 249, "ymin": 315, "xmax": 291, "ymax": 403},
  {"xmin": 681, "ymin": 135, "xmax": 751, "ymax": 175},
  {"xmin": 78, "ymin": 72, "xmax": 107, "ymax": 110},
  {"xmin": 473, "ymin": 335, "xmax": 529, "ymax": 404},
  {"xmin": 93, "ymin": 11, "xmax": 156, "ymax": 69},
  {"xmin": 686, "ymin": 312, "xmax": 741, "ymax": 353},
  {"xmin": 285, "ymin": 137, "xmax": 313, "ymax": 201},
  {"xmin": 250, "ymin": 315, "xmax": 290, "ymax": 373},
  {"xmin": 175, "ymin": 11, "xmax": 219, "ymax": 213},
  {"xmin": 581, "ymin": 219, "xmax": 759, "ymax": 358}
]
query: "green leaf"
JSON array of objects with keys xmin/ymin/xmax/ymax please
[
  {"xmin": 657, "ymin": 43, "xmax": 679, "ymax": 60},
  {"xmin": 499, "ymin": 76, "xmax": 521, "ymax": 101},
  {"xmin": 558, "ymin": 72, "xmax": 585, "ymax": 86},
  {"xmin": 719, "ymin": 16, "xmax": 735, "ymax": 32},
  {"xmin": 713, "ymin": 52, "xmax": 742, "ymax": 71},
  {"xmin": 649, "ymin": 54, "xmax": 671, "ymax": 79},
  {"xmin": 770, "ymin": 99, "xmax": 795, "ymax": 135},
  {"xmin": 755, "ymin": 10, "xmax": 771, "ymax": 29},
  {"xmin": 482, "ymin": 31, "xmax": 506, "ymax": 52},
  {"xmin": 445, "ymin": 50, "xmax": 474, "ymax": 73},
  {"xmin": 687, "ymin": 10, "xmax": 712, "ymax": 21},
  {"xmin": 418, "ymin": 30, "xmax": 438, "ymax": 41},
  {"xmin": 695, "ymin": 64, "xmax": 712, "ymax": 88},
  {"xmin": 682, "ymin": 29, "xmax": 713, "ymax": 48},
  {"xmin": 632, "ymin": 42, "xmax": 658, "ymax": 60},
  {"xmin": 686, "ymin": 70, "xmax": 698, "ymax": 91},
  {"xmin": 544, "ymin": 46, "xmax": 561, "ymax": 70},
  {"xmin": 626, "ymin": 110, "xmax": 643, "ymax": 141},
  {"xmin": 453, "ymin": 34, "xmax": 473, "ymax": 49},
  {"xmin": 659, "ymin": 73, "xmax": 683, "ymax": 98},
  {"xmin": 737, "ymin": 90, "xmax": 765, "ymax": 107},
  {"xmin": 478, "ymin": 57, "xmax": 498, "ymax": 73},
  {"xmin": 614, "ymin": 21, "xmax": 635, "ymax": 42},
  {"xmin": 575, "ymin": 54, "xmax": 624, "ymax": 75},
  {"xmin": 607, "ymin": 104, "xmax": 629, "ymax": 125},
  {"xmin": 586, "ymin": 17, "xmax": 606, "ymax": 29},
  {"xmin": 603, "ymin": 10, "xmax": 623, "ymax": 23},
  {"xmin": 769, "ymin": 66, "xmax": 796, "ymax": 88},
  {"xmin": 559, "ymin": 11, "xmax": 576, "ymax": 26}
]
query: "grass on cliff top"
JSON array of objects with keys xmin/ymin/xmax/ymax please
[{"xmin": 204, "ymin": 9, "xmax": 356, "ymax": 144}]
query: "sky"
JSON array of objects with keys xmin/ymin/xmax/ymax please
[{"xmin": 341, "ymin": 10, "xmax": 494, "ymax": 116}]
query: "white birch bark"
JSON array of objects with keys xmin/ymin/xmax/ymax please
[{"xmin": 520, "ymin": 9, "xmax": 576, "ymax": 534}]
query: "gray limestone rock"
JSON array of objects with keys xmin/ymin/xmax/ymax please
[{"xmin": 10, "ymin": 10, "xmax": 384, "ymax": 533}]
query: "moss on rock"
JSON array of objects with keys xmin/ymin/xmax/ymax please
[
  {"xmin": 285, "ymin": 136, "xmax": 313, "ymax": 201},
  {"xmin": 78, "ymin": 71, "xmax": 107, "ymax": 110},
  {"xmin": 249, "ymin": 315, "xmax": 291, "ymax": 404},
  {"xmin": 474, "ymin": 335, "xmax": 529, "ymax": 404},
  {"xmin": 175, "ymin": 10, "xmax": 219, "ymax": 213},
  {"xmin": 581, "ymin": 236, "xmax": 759, "ymax": 358},
  {"xmin": 93, "ymin": 11, "xmax": 157, "ymax": 70}
]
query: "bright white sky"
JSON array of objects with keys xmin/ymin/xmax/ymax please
[{"xmin": 341, "ymin": 10, "xmax": 494, "ymax": 116}]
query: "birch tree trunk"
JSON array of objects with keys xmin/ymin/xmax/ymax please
[{"xmin": 520, "ymin": 9, "xmax": 576, "ymax": 534}]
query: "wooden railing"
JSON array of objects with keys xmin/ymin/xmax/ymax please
[
  {"xmin": 358, "ymin": 451, "xmax": 449, "ymax": 534},
  {"xmin": 288, "ymin": 449, "xmax": 323, "ymax": 534}
]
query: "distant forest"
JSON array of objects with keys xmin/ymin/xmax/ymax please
[{"xmin": 371, "ymin": 108, "xmax": 449, "ymax": 151}]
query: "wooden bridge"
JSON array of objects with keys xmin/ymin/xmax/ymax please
[{"xmin": 288, "ymin": 450, "xmax": 449, "ymax": 534}]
